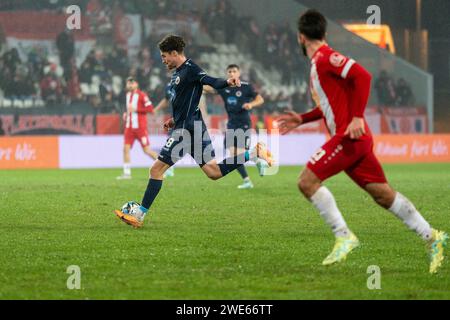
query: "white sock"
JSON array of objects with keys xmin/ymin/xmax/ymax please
[
  {"xmin": 389, "ymin": 192, "xmax": 432, "ymax": 242},
  {"xmin": 310, "ymin": 186, "xmax": 351, "ymax": 238},
  {"xmin": 124, "ymin": 163, "xmax": 131, "ymax": 176}
]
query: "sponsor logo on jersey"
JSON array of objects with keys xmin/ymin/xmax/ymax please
[
  {"xmin": 227, "ymin": 96, "xmax": 238, "ymax": 105},
  {"xmin": 330, "ymin": 52, "xmax": 347, "ymax": 67}
]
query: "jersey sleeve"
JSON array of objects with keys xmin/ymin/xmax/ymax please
[
  {"xmin": 300, "ymin": 107, "xmax": 324, "ymax": 124},
  {"xmin": 138, "ymin": 93, "xmax": 154, "ymax": 113},
  {"xmin": 319, "ymin": 52, "xmax": 371, "ymax": 118},
  {"xmin": 188, "ymin": 64, "xmax": 229, "ymax": 89},
  {"xmin": 216, "ymin": 88, "xmax": 227, "ymax": 100},
  {"xmin": 345, "ymin": 63, "xmax": 372, "ymax": 117},
  {"xmin": 164, "ymin": 86, "xmax": 171, "ymax": 100},
  {"xmin": 318, "ymin": 51, "xmax": 356, "ymax": 80},
  {"xmin": 187, "ymin": 64, "xmax": 207, "ymax": 83}
]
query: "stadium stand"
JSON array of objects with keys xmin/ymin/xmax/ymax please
[{"xmin": 0, "ymin": 0, "xmax": 434, "ymax": 134}]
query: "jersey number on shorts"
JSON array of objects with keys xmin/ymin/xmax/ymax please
[
  {"xmin": 165, "ymin": 138, "xmax": 175, "ymax": 148},
  {"xmin": 310, "ymin": 149, "xmax": 326, "ymax": 165}
]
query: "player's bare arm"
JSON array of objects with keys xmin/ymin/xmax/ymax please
[
  {"xmin": 154, "ymin": 98, "xmax": 169, "ymax": 114},
  {"xmin": 243, "ymin": 94, "xmax": 264, "ymax": 110},
  {"xmin": 275, "ymin": 111, "xmax": 303, "ymax": 135},
  {"xmin": 202, "ymin": 85, "xmax": 217, "ymax": 95}
]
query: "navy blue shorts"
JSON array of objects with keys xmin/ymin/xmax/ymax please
[
  {"xmin": 223, "ymin": 123, "xmax": 252, "ymax": 151},
  {"xmin": 159, "ymin": 126, "xmax": 216, "ymax": 167}
]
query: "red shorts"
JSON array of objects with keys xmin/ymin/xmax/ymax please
[
  {"xmin": 307, "ymin": 135, "xmax": 387, "ymax": 188},
  {"xmin": 124, "ymin": 128, "xmax": 150, "ymax": 148}
]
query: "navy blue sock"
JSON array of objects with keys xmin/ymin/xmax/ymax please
[
  {"xmin": 141, "ymin": 179, "xmax": 163, "ymax": 210},
  {"xmin": 237, "ymin": 165, "xmax": 249, "ymax": 179},
  {"xmin": 218, "ymin": 151, "xmax": 250, "ymax": 177}
]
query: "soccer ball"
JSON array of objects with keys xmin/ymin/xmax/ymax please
[{"xmin": 121, "ymin": 201, "xmax": 140, "ymax": 215}]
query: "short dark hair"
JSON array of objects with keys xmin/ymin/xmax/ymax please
[
  {"xmin": 126, "ymin": 76, "xmax": 137, "ymax": 83},
  {"xmin": 298, "ymin": 9, "xmax": 327, "ymax": 40},
  {"xmin": 227, "ymin": 64, "xmax": 240, "ymax": 70},
  {"xmin": 158, "ymin": 35, "xmax": 186, "ymax": 53}
]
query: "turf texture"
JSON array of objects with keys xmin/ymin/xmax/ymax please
[{"xmin": 0, "ymin": 164, "xmax": 449, "ymax": 299}]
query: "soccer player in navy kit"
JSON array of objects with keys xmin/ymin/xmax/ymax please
[
  {"xmin": 204, "ymin": 64, "xmax": 265, "ymax": 189},
  {"xmin": 115, "ymin": 35, "xmax": 273, "ymax": 228}
]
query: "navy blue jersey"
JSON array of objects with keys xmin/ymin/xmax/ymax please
[
  {"xmin": 164, "ymin": 83, "xmax": 172, "ymax": 101},
  {"xmin": 217, "ymin": 82, "xmax": 258, "ymax": 127},
  {"xmin": 167, "ymin": 59, "xmax": 229, "ymax": 130},
  {"xmin": 164, "ymin": 83, "xmax": 173, "ymax": 114}
]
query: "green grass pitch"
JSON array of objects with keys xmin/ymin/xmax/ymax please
[{"xmin": 1, "ymin": 164, "xmax": 449, "ymax": 300}]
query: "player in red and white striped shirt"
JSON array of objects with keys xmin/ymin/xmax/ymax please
[
  {"xmin": 276, "ymin": 10, "xmax": 447, "ymax": 273},
  {"xmin": 117, "ymin": 77, "xmax": 159, "ymax": 180}
]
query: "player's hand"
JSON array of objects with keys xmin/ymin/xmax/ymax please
[
  {"xmin": 344, "ymin": 117, "xmax": 366, "ymax": 140},
  {"xmin": 243, "ymin": 103, "xmax": 253, "ymax": 111},
  {"xmin": 127, "ymin": 104, "xmax": 133, "ymax": 113},
  {"xmin": 275, "ymin": 111, "xmax": 303, "ymax": 135},
  {"xmin": 227, "ymin": 78, "xmax": 241, "ymax": 87},
  {"xmin": 163, "ymin": 118, "xmax": 175, "ymax": 131},
  {"xmin": 122, "ymin": 112, "xmax": 127, "ymax": 121}
]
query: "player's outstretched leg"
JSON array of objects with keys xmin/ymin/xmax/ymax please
[
  {"xmin": 143, "ymin": 146, "xmax": 159, "ymax": 161},
  {"xmin": 163, "ymin": 166, "xmax": 175, "ymax": 179},
  {"xmin": 143, "ymin": 145, "xmax": 175, "ymax": 179},
  {"xmin": 201, "ymin": 142, "xmax": 274, "ymax": 181},
  {"xmin": 232, "ymin": 147, "xmax": 253, "ymax": 189},
  {"xmin": 237, "ymin": 165, "xmax": 253, "ymax": 189},
  {"xmin": 365, "ymin": 183, "xmax": 448, "ymax": 274},
  {"xmin": 299, "ymin": 168, "xmax": 360, "ymax": 266}
]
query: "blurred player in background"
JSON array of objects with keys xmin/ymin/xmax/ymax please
[
  {"xmin": 276, "ymin": 10, "xmax": 447, "ymax": 273},
  {"xmin": 117, "ymin": 77, "xmax": 158, "ymax": 180},
  {"xmin": 204, "ymin": 64, "xmax": 265, "ymax": 189},
  {"xmin": 115, "ymin": 35, "xmax": 273, "ymax": 228}
]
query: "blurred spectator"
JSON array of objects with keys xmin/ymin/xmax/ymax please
[
  {"xmin": 87, "ymin": 0, "xmax": 113, "ymax": 34},
  {"xmin": 40, "ymin": 65, "xmax": 64, "ymax": 106},
  {"xmin": 135, "ymin": 48, "xmax": 154, "ymax": 91},
  {"xmin": 205, "ymin": 0, "xmax": 236, "ymax": 43},
  {"xmin": 56, "ymin": 30, "xmax": 75, "ymax": 80},
  {"xmin": 0, "ymin": 0, "xmax": 311, "ymax": 123},
  {"xmin": 105, "ymin": 47, "xmax": 129, "ymax": 79},
  {"xmin": 2, "ymin": 48, "xmax": 21, "ymax": 75},
  {"xmin": 375, "ymin": 70, "xmax": 397, "ymax": 106},
  {"xmin": 395, "ymin": 78, "xmax": 414, "ymax": 106},
  {"xmin": 79, "ymin": 60, "xmax": 94, "ymax": 84},
  {"xmin": 99, "ymin": 74, "xmax": 115, "ymax": 112},
  {"xmin": 4, "ymin": 69, "xmax": 35, "ymax": 98}
]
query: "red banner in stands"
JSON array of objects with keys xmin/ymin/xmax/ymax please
[
  {"xmin": 0, "ymin": 11, "xmax": 92, "ymax": 40},
  {"xmin": 96, "ymin": 114, "xmax": 121, "ymax": 135},
  {"xmin": 0, "ymin": 115, "xmax": 95, "ymax": 136},
  {"xmin": 0, "ymin": 11, "xmax": 95, "ymax": 66}
]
